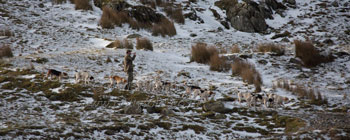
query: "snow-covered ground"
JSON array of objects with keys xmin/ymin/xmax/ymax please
[{"xmin": 1, "ymin": 0, "xmax": 350, "ymax": 139}]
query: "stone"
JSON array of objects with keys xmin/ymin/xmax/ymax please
[
  {"xmin": 202, "ymin": 101, "xmax": 231, "ymax": 113},
  {"xmin": 123, "ymin": 103, "xmax": 142, "ymax": 114}
]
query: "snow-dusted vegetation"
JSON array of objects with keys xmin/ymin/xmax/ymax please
[{"xmin": 1, "ymin": 0, "xmax": 350, "ymax": 139}]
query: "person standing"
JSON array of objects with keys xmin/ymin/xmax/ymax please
[{"xmin": 124, "ymin": 50, "xmax": 136, "ymax": 90}]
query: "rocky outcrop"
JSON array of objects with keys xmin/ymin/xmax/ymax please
[{"xmin": 217, "ymin": 0, "xmax": 287, "ymax": 33}]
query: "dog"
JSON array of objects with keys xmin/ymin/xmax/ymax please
[
  {"xmin": 109, "ymin": 75, "xmax": 127, "ymax": 89},
  {"xmin": 273, "ymin": 94, "xmax": 289, "ymax": 108},
  {"xmin": 75, "ymin": 71, "xmax": 94, "ymax": 84},
  {"xmin": 237, "ymin": 92, "xmax": 256, "ymax": 107},
  {"xmin": 183, "ymin": 85, "xmax": 201, "ymax": 97},
  {"xmin": 263, "ymin": 93, "xmax": 275, "ymax": 108},
  {"xmin": 199, "ymin": 90, "xmax": 215, "ymax": 102},
  {"xmin": 44, "ymin": 69, "xmax": 68, "ymax": 81}
]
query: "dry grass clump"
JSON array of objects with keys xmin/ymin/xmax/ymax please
[
  {"xmin": 164, "ymin": 5, "xmax": 185, "ymax": 24},
  {"xmin": 99, "ymin": 7, "xmax": 130, "ymax": 29},
  {"xmin": 140, "ymin": 0, "xmax": 156, "ymax": 9},
  {"xmin": 232, "ymin": 59, "xmax": 262, "ymax": 92},
  {"xmin": 0, "ymin": 45, "xmax": 13, "ymax": 58},
  {"xmin": 1, "ymin": 29, "xmax": 13, "ymax": 37},
  {"xmin": 275, "ymin": 79, "xmax": 328, "ymax": 105},
  {"xmin": 108, "ymin": 38, "xmax": 133, "ymax": 49},
  {"xmin": 257, "ymin": 43, "xmax": 285, "ymax": 56},
  {"xmin": 231, "ymin": 45, "xmax": 240, "ymax": 53},
  {"xmin": 53, "ymin": 0, "xmax": 73, "ymax": 4},
  {"xmin": 136, "ymin": 38, "xmax": 153, "ymax": 51},
  {"xmin": 93, "ymin": 87, "xmax": 109, "ymax": 102},
  {"xmin": 99, "ymin": 5, "xmax": 176, "ymax": 37},
  {"xmin": 152, "ymin": 18, "xmax": 177, "ymax": 37},
  {"xmin": 209, "ymin": 53, "xmax": 230, "ymax": 72},
  {"xmin": 191, "ymin": 43, "xmax": 218, "ymax": 64},
  {"xmin": 99, "ymin": 6, "xmax": 118, "ymax": 29},
  {"xmin": 74, "ymin": 0, "xmax": 92, "ymax": 10},
  {"xmin": 294, "ymin": 40, "xmax": 334, "ymax": 67}
]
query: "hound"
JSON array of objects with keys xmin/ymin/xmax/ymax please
[
  {"xmin": 44, "ymin": 69, "xmax": 68, "ymax": 81},
  {"xmin": 109, "ymin": 75, "xmax": 127, "ymax": 89},
  {"xmin": 273, "ymin": 94, "xmax": 289, "ymax": 108},
  {"xmin": 263, "ymin": 93, "xmax": 275, "ymax": 108},
  {"xmin": 182, "ymin": 85, "xmax": 201, "ymax": 97},
  {"xmin": 75, "ymin": 71, "xmax": 94, "ymax": 84},
  {"xmin": 237, "ymin": 92, "xmax": 256, "ymax": 107},
  {"xmin": 200, "ymin": 90, "xmax": 215, "ymax": 102}
]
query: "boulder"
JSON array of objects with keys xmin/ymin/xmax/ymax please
[
  {"xmin": 123, "ymin": 103, "xmax": 143, "ymax": 114},
  {"xmin": 202, "ymin": 101, "xmax": 231, "ymax": 113},
  {"xmin": 217, "ymin": 0, "xmax": 286, "ymax": 33},
  {"xmin": 226, "ymin": 1, "xmax": 268, "ymax": 32}
]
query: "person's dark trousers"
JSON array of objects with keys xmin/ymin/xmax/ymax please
[{"xmin": 125, "ymin": 72, "xmax": 133, "ymax": 90}]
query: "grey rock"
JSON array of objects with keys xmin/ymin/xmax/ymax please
[
  {"xmin": 202, "ymin": 101, "xmax": 231, "ymax": 113},
  {"xmin": 123, "ymin": 103, "xmax": 142, "ymax": 114}
]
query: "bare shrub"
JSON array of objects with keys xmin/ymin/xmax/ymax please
[
  {"xmin": 231, "ymin": 59, "xmax": 263, "ymax": 92},
  {"xmin": 140, "ymin": 0, "xmax": 156, "ymax": 9},
  {"xmin": 164, "ymin": 6, "xmax": 185, "ymax": 24},
  {"xmin": 128, "ymin": 19, "xmax": 141, "ymax": 30},
  {"xmin": 152, "ymin": 17, "xmax": 177, "ymax": 37},
  {"xmin": 294, "ymin": 40, "xmax": 334, "ymax": 67},
  {"xmin": 0, "ymin": 29, "xmax": 13, "ymax": 37},
  {"xmin": 99, "ymin": 6, "xmax": 118, "ymax": 29},
  {"xmin": 0, "ymin": 45, "xmax": 13, "ymax": 58},
  {"xmin": 74, "ymin": 0, "xmax": 92, "ymax": 10},
  {"xmin": 123, "ymin": 38, "xmax": 133, "ymax": 50},
  {"xmin": 257, "ymin": 43, "xmax": 285, "ymax": 56},
  {"xmin": 53, "ymin": 0, "xmax": 73, "ymax": 4},
  {"xmin": 231, "ymin": 45, "xmax": 240, "ymax": 53},
  {"xmin": 276, "ymin": 79, "xmax": 328, "ymax": 105},
  {"xmin": 344, "ymin": 93, "xmax": 348, "ymax": 100},
  {"xmin": 92, "ymin": 87, "xmax": 109, "ymax": 102},
  {"xmin": 209, "ymin": 53, "xmax": 230, "ymax": 72},
  {"xmin": 107, "ymin": 38, "xmax": 133, "ymax": 49},
  {"xmin": 191, "ymin": 43, "xmax": 218, "ymax": 64},
  {"xmin": 99, "ymin": 6, "xmax": 131, "ymax": 29},
  {"xmin": 136, "ymin": 38, "xmax": 153, "ymax": 51}
]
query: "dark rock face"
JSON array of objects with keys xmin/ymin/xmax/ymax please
[
  {"xmin": 130, "ymin": 6, "xmax": 164, "ymax": 24},
  {"xmin": 227, "ymin": 1, "xmax": 268, "ymax": 33},
  {"xmin": 94, "ymin": 0, "xmax": 164, "ymax": 25},
  {"xmin": 217, "ymin": 0, "xmax": 287, "ymax": 33}
]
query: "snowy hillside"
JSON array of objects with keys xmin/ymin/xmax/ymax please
[{"xmin": 0, "ymin": 0, "xmax": 350, "ymax": 139}]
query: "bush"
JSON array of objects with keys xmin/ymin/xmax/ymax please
[
  {"xmin": 108, "ymin": 38, "xmax": 133, "ymax": 49},
  {"xmin": 0, "ymin": 29, "xmax": 13, "ymax": 37},
  {"xmin": 231, "ymin": 59, "xmax": 262, "ymax": 92},
  {"xmin": 164, "ymin": 6, "xmax": 185, "ymax": 24},
  {"xmin": 136, "ymin": 38, "xmax": 153, "ymax": 51},
  {"xmin": 99, "ymin": 6, "xmax": 130, "ymax": 29},
  {"xmin": 209, "ymin": 53, "xmax": 230, "ymax": 72},
  {"xmin": 231, "ymin": 45, "xmax": 240, "ymax": 53},
  {"xmin": 140, "ymin": 0, "xmax": 156, "ymax": 9},
  {"xmin": 92, "ymin": 87, "xmax": 109, "ymax": 102},
  {"xmin": 53, "ymin": 0, "xmax": 74, "ymax": 4},
  {"xmin": 191, "ymin": 43, "xmax": 218, "ymax": 64},
  {"xmin": 99, "ymin": 6, "xmax": 117, "ymax": 29},
  {"xmin": 294, "ymin": 40, "xmax": 334, "ymax": 67},
  {"xmin": 152, "ymin": 17, "xmax": 177, "ymax": 37},
  {"xmin": 257, "ymin": 43, "xmax": 285, "ymax": 56},
  {"xmin": 74, "ymin": 0, "xmax": 92, "ymax": 10},
  {"xmin": 123, "ymin": 38, "xmax": 133, "ymax": 49},
  {"xmin": 0, "ymin": 45, "xmax": 13, "ymax": 58},
  {"xmin": 275, "ymin": 79, "xmax": 328, "ymax": 105}
]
